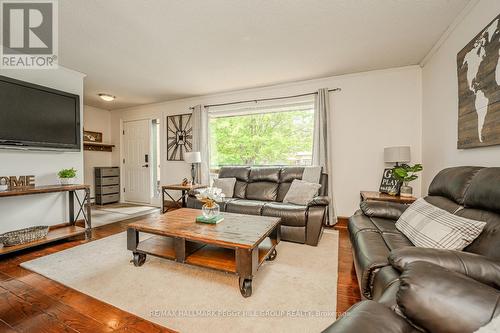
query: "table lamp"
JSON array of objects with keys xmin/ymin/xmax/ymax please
[
  {"xmin": 184, "ymin": 151, "xmax": 201, "ymax": 184},
  {"xmin": 384, "ymin": 146, "xmax": 410, "ymax": 166}
]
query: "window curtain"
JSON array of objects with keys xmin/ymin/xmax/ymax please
[
  {"xmin": 191, "ymin": 105, "xmax": 210, "ymax": 185},
  {"xmin": 312, "ymin": 88, "xmax": 337, "ymax": 225}
]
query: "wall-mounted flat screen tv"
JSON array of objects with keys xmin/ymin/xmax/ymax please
[{"xmin": 0, "ymin": 75, "xmax": 80, "ymax": 151}]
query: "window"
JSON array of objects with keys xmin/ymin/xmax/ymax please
[{"xmin": 209, "ymin": 98, "xmax": 315, "ymax": 168}]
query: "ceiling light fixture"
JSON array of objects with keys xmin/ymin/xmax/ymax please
[{"xmin": 98, "ymin": 93, "xmax": 115, "ymax": 102}]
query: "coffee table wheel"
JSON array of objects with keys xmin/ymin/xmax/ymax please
[
  {"xmin": 239, "ymin": 277, "xmax": 252, "ymax": 298},
  {"xmin": 132, "ymin": 252, "xmax": 146, "ymax": 267},
  {"xmin": 266, "ymin": 248, "xmax": 277, "ymax": 261}
]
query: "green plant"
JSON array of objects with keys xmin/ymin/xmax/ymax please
[
  {"xmin": 58, "ymin": 168, "xmax": 77, "ymax": 179},
  {"xmin": 392, "ymin": 164, "xmax": 423, "ymax": 186}
]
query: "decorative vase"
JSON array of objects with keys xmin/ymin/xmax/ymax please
[
  {"xmin": 400, "ymin": 183, "xmax": 413, "ymax": 197},
  {"xmin": 59, "ymin": 178, "xmax": 74, "ymax": 185},
  {"xmin": 202, "ymin": 201, "xmax": 220, "ymax": 219}
]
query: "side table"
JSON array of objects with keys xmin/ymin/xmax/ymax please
[
  {"xmin": 161, "ymin": 184, "xmax": 206, "ymax": 213},
  {"xmin": 360, "ymin": 191, "xmax": 417, "ymax": 205}
]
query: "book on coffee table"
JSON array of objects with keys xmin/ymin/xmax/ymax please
[{"xmin": 196, "ymin": 215, "xmax": 224, "ymax": 224}]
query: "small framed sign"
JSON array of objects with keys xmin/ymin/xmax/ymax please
[
  {"xmin": 379, "ymin": 168, "xmax": 401, "ymax": 194},
  {"xmin": 83, "ymin": 130, "xmax": 103, "ymax": 143}
]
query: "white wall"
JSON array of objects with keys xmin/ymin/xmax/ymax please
[
  {"xmin": 83, "ymin": 105, "xmax": 113, "ymax": 199},
  {"xmin": 0, "ymin": 68, "xmax": 85, "ymax": 233},
  {"xmin": 421, "ymin": 0, "xmax": 500, "ymax": 191},
  {"xmin": 111, "ymin": 66, "xmax": 422, "ymax": 217}
]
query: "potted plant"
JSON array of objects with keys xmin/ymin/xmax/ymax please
[
  {"xmin": 392, "ymin": 164, "xmax": 423, "ymax": 197},
  {"xmin": 196, "ymin": 187, "xmax": 224, "ymax": 218},
  {"xmin": 58, "ymin": 168, "xmax": 77, "ymax": 185}
]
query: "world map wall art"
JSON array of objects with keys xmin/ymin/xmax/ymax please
[{"xmin": 457, "ymin": 14, "xmax": 500, "ymax": 149}]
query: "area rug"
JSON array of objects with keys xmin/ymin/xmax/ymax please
[
  {"xmin": 21, "ymin": 230, "xmax": 339, "ymax": 333},
  {"xmin": 91, "ymin": 204, "xmax": 160, "ymax": 227}
]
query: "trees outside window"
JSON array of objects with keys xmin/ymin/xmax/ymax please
[{"xmin": 210, "ymin": 107, "xmax": 314, "ymax": 167}]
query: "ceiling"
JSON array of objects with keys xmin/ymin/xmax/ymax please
[{"xmin": 59, "ymin": 0, "xmax": 470, "ymax": 110}]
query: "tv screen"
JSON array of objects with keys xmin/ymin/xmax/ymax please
[{"xmin": 0, "ymin": 75, "xmax": 80, "ymax": 151}]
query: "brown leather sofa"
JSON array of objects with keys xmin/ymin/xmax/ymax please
[
  {"xmin": 186, "ymin": 166, "xmax": 329, "ymax": 246},
  {"xmin": 350, "ymin": 166, "xmax": 500, "ymax": 301},
  {"xmin": 323, "ymin": 260, "xmax": 500, "ymax": 333},
  {"xmin": 323, "ymin": 166, "xmax": 500, "ymax": 332}
]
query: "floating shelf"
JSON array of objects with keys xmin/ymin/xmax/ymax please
[{"xmin": 83, "ymin": 141, "xmax": 115, "ymax": 152}]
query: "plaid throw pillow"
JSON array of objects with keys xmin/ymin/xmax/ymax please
[{"xmin": 395, "ymin": 198, "xmax": 486, "ymax": 250}]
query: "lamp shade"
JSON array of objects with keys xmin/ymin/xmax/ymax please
[
  {"xmin": 184, "ymin": 151, "xmax": 201, "ymax": 164},
  {"xmin": 384, "ymin": 146, "xmax": 410, "ymax": 163}
]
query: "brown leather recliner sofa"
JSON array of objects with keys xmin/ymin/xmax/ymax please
[
  {"xmin": 186, "ymin": 166, "xmax": 329, "ymax": 246},
  {"xmin": 323, "ymin": 166, "xmax": 500, "ymax": 332},
  {"xmin": 324, "ymin": 260, "xmax": 500, "ymax": 333}
]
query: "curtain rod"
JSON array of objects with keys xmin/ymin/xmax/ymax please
[{"xmin": 188, "ymin": 87, "xmax": 341, "ymax": 110}]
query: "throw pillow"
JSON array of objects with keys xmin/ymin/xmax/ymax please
[
  {"xmin": 395, "ymin": 198, "xmax": 486, "ymax": 251},
  {"xmin": 283, "ymin": 179, "xmax": 321, "ymax": 205},
  {"xmin": 212, "ymin": 177, "xmax": 236, "ymax": 198}
]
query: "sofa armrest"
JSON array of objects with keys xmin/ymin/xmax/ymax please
[
  {"xmin": 389, "ymin": 247, "xmax": 500, "ymax": 289},
  {"xmin": 359, "ymin": 201, "xmax": 408, "ymax": 221},
  {"xmin": 397, "ymin": 261, "xmax": 500, "ymax": 333},
  {"xmin": 307, "ymin": 196, "xmax": 330, "ymax": 207}
]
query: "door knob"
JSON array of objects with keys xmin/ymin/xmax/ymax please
[{"xmin": 142, "ymin": 164, "xmax": 149, "ymax": 168}]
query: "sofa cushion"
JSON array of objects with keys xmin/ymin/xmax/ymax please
[
  {"xmin": 370, "ymin": 217, "xmax": 401, "ymax": 234},
  {"xmin": 218, "ymin": 166, "xmax": 250, "ymax": 181},
  {"xmin": 248, "ymin": 167, "xmax": 281, "ymax": 182},
  {"xmin": 246, "ymin": 182, "xmax": 278, "ymax": 201},
  {"xmin": 233, "ymin": 181, "xmax": 248, "ymax": 199},
  {"xmin": 283, "ymin": 179, "xmax": 321, "ymax": 205},
  {"xmin": 225, "ymin": 199, "xmax": 266, "ymax": 216},
  {"xmin": 458, "ymin": 208, "xmax": 500, "ymax": 259},
  {"xmin": 279, "ymin": 167, "xmax": 304, "ymax": 183},
  {"xmin": 219, "ymin": 167, "xmax": 250, "ymax": 199},
  {"xmin": 277, "ymin": 167, "xmax": 304, "ymax": 201},
  {"xmin": 381, "ymin": 232, "xmax": 413, "ymax": 250},
  {"xmin": 428, "ymin": 166, "xmax": 483, "ymax": 205},
  {"xmin": 261, "ymin": 202, "xmax": 307, "ymax": 227},
  {"xmin": 464, "ymin": 167, "xmax": 500, "ymax": 214},
  {"xmin": 423, "ymin": 195, "xmax": 461, "ymax": 214},
  {"xmin": 395, "ymin": 198, "xmax": 486, "ymax": 251}
]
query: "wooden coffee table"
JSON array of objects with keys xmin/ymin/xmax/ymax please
[{"xmin": 127, "ymin": 208, "xmax": 281, "ymax": 297}]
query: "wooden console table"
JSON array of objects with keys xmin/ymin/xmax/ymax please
[{"xmin": 0, "ymin": 184, "xmax": 92, "ymax": 256}]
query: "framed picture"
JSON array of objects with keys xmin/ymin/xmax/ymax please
[
  {"xmin": 457, "ymin": 14, "xmax": 500, "ymax": 149},
  {"xmin": 167, "ymin": 113, "xmax": 192, "ymax": 161},
  {"xmin": 379, "ymin": 168, "xmax": 401, "ymax": 194},
  {"xmin": 83, "ymin": 130, "xmax": 103, "ymax": 143}
]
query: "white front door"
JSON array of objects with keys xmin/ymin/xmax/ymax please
[{"xmin": 123, "ymin": 119, "xmax": 151, "ymax": 203}]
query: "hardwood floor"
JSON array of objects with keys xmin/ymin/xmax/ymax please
[
  {"xmin": 0, "ymin": 213, "xmax": 175, "ymax": 333},
  {"xmin": 0, "ymin": 213, "xmax": 360, "ymax": 332},
  {"xmin": 332, "ymin": 218, "xmax": 361, "ymax": 315}
]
